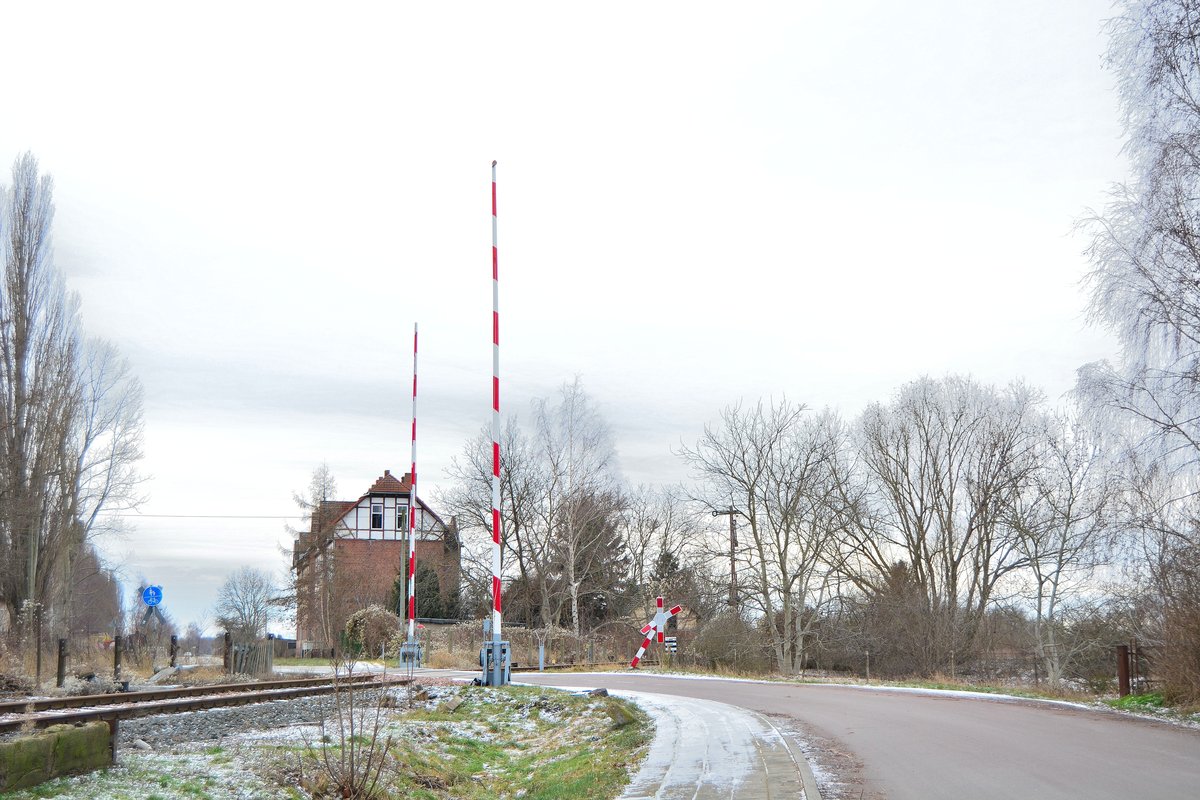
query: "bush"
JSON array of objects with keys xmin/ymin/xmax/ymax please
[
  {"xmin": 691, "ymin": 614, "xmax": 772, "ymax": 673},
  {"xmin": 344, "ymin": 606, "xmax": 401, "ymax": 658},
  {"xmin": 0, "ymin": 672, "xmax": 33, "ymax": 697}
]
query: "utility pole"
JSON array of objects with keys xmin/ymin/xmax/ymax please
[{"xmin": 711, "ymin": 509, "xmax": 738, "ymax": 610}]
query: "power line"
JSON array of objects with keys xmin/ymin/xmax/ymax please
[{"xmin": 102, "ymin": 513, "xmax": 305, "ymax": 520}]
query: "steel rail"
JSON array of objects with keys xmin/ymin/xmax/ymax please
[
  {"xmin": 0, "ymin": 676, "xmax": 404, "ymax": 734},
  {"xmin": 0, "ymin": 673, "xmax": 380, "ymax": 716}
]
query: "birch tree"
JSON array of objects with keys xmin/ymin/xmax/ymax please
[
  {"xmin": 1080, "ymin": 0, "xmax": 1200, "ymax": 703},
  {"xmin": 1080, "ymin": 0, "xmax": 1200, "ymax": 466},
  {"xmin": 534, "ymin": 378, "xmax": 620, "ymax": 637}
]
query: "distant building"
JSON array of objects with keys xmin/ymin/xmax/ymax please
[{"xmin": 292, "ymin": 469, "xmax": 459, "ymax": 654}]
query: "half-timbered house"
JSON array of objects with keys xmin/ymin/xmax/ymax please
[{"xmin": 292, "ymin": 470, "xmax": 459, "ymax": 654}]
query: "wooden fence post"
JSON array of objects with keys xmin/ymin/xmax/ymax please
[
  {"xmin": 56, "ymin": 638, "xmax": 68, "ymax": 688},
  {"xmin": 1117, "ymin": 644, "xmax": 1131, "ymax": 697}
]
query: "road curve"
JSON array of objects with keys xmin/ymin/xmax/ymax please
[{"xmin": 518, "ymin": 672, "xmax": 1200, "ymax": 800}]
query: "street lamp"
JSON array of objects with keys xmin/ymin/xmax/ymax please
[{"xmin": 711, "ymin": 508, "xmax": 738, "ymax": 610}]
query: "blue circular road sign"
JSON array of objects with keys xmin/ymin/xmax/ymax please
[{"xmin": 142, "ymin": 585, "xmax": 163, "ymax": 606}]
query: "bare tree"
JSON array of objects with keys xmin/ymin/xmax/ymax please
[
  {"xmin": 52, "ymin": 340, "xmax": 145, "ymax": 632},
  {"xmin": 440, "ymin": 417, "xmax": 551, "ymax": 624},
  {"xmin": 292, "ymin": 461, "xmax": 337, "ymax": 521},
  {"xmin": 1079, "ymin": 0, "xmax": 1200, "ymax": 704},
  {"xmin": 181, "ymin": 621, "xmax": 204, "ymax": 657},
  {"xmin": 837, "ymin": 376, "xmax": 1040, "ymax": 671},
  {"xmin": 0, "ymin": 154, "xmax": 144, "ymax": 651},
  {"xmin": 534, "ymin": 378, "xmax": 621, "ymax": 637},
  {"xmin": 1080, "ymin": 0, "xmax": 1200, "ymax": 467},
  {"xmin": 1009, "ymin": 409, "xmax": 1114, "ymax": 686},
  {"xmin": 621, "ymin": 484, "xmax": 697, "ymax": 617},
  {"xmin": 442, "ymin": 380, "xmax": 628, "ymax": 636},
  {"xmin": 679, "ymin": 399, "xmax": 843, "ymax": 672},
  {"xmin": 0, "ymin": 152, "xmax": 80, "ymax": 627},
  {"xmin": 289, "ymin": 463, "xmax": 342, "ymax": 649},
  {"xmin": 215, "ymin": 567, "xmax": 276, "ymax": 640}
]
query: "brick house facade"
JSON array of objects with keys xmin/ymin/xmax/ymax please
[{"xmin": 292, "ymin": 470, "xmax": 459, "ymax": 653}]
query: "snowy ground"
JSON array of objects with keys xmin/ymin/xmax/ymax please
[
  {"xmin": 525, "ymin": 681, "xmax": 817, "ymax": 800},
  {"xmin": 2, "ymin": 680, "xmax": 650, "ymax": 799}
]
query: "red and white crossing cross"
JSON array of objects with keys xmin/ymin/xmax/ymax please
[
  {"xmin": 629, "ymin": 596, "xmax": 682, "ymax": 668},
  {"xmin": 651, "ymin": 596, "xmax": 681, "ymax": 643}
]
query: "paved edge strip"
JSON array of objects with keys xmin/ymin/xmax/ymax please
[{"xmin": 757, "ymin": 711, "xmax": 822, "ymax": 800}]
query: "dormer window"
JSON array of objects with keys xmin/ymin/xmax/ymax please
[{"xmin": 371, "ymin": 503, "xmax": 383, "ymax": 530}]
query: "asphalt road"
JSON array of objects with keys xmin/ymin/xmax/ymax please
[{"xmin": 518, "ymin": 672, "xmax": 1200, "ymax": 800}]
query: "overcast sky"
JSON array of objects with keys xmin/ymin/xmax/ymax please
[{"xmin": 0, "ymin": 1, "xmax": 1125, "ymax": 633}]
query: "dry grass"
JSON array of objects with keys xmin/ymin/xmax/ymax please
[
  {"xmin": 887, "ymin": 672, "xmax": 1095, "ymax": 702},
  {"xmin": 425, "ymin": 649, "xmax": 471, "ymax": 669}
]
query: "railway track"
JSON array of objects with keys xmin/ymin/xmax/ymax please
[{"xmin": 0, "ymin": 673, "xmax": 407, "ymax": 736}]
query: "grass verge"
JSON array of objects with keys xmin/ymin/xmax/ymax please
[
  {"xmin": 383, "ymin": 685, "xmax": 650, "ymax": 800},
  {"xmin": 1, "ymin": 685, "xmax": 650, "ymax": 800},
  {"xmin": 1105, "ymin": 691, "xmax": 1165, "ymax": 711}
]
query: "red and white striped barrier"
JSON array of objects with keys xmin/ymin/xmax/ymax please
[
  {"xmin": 406, "ymin": 322, "xmax": 419, "ymax": 642},
  {"xmin": 630, "ymin": 596, "xmax": 682, "ymax": 668},
  {"xmin": 490, "ymin": 160, "xmax": 503, "ymax": 643},
  {"xmin": 630, "ymin": 630, "xmax": 655, "ymax": 669}
]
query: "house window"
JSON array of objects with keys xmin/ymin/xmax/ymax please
[
  {"xmin": 371, "ymin": 504, "xmax": 383, "ymax": 530},
  {"xmin": 397, "ymin": 507, "xmax": 408, "ymax": 532}
]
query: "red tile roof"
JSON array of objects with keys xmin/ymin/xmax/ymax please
[{"xmin": 367, "ymin": 469, "xmax": 410, "ymax": 495}]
